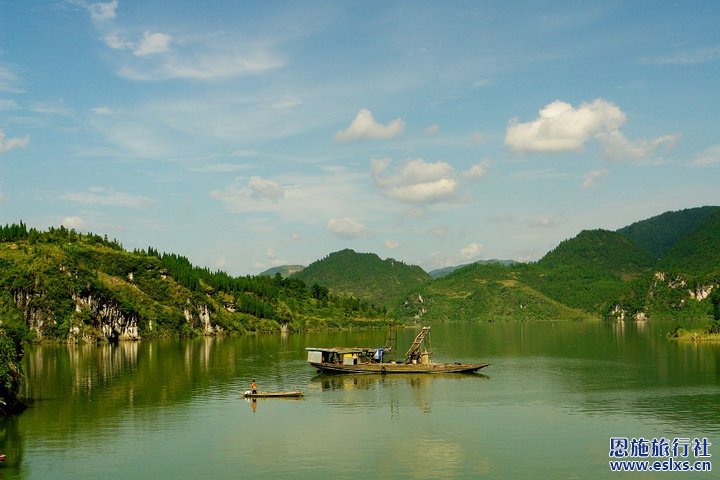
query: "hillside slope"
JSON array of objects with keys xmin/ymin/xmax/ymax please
[
  {"xmin": 399, "ymin": 263, "xmax": 593, "ymax": 322},
  {"xmin": 617, "ymin": 206, "xmax": 720, "ymax": 259},
  {"xmin": 292, "ymin": 249, "xmax": 431, "ymax": 308},
  {"xmin": 0, "ymin": 226, "xmax": 387, "ymax": 343}
]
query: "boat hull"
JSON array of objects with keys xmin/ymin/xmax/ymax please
[
  {"xmin": 243, "ymin": 391, "xmax": 304, "ymax": 398},
  {"xmin": 310, "ymin": 362, "xmax": 489, "ymax": 374}
]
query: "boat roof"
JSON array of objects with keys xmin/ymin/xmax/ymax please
[{"xmin": 305, "ymin": 347, "xmax": 385, "ymax": 354}]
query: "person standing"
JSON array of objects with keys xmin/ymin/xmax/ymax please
[{"xmin": 250, "ymin": 379, "xmax": 257, "ymax": 394}]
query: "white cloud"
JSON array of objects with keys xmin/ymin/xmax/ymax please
[
  {"xmin": 104, "ymin": 32, "xmax": 133, "ymax": 50},
  {"xmin": 691, "ymin": 145, "xmax": 720, "ymax": 166},
  {"xmin": 371, "ymin": 157, "xmax": 458, "ymax": 204},
  {"xmin": 598, "ymin": 131, "xmax": 678, "ymax": 161},
  {"xmin": 505, "ymin": 98, "xmax": 677, "ymax": 161},
  {"xmin": 0, "ymin": 129, "xmax": 29, "ymax": 153},
  {"xmin": 63, "ymin": 187, "xmax": 154, "ymax": 208},
  {"xmin": 327, "ymin": 217, "xmax": 368, "ymax": 239},
  {"xmin": 505, "ymin": 99, "xmax": 626, "ymax": 153},
  {"xmin": 61, "ymin": 216, "xmax": 86, "ymax": 229},
  {"xmin": 334, "ymin": 108, "xmax": 405, "ymax": 142},
  {"xmin": 459, "ymin": 243, "xmax": 484, "ymax": 261},
  {"xmin": 117, "ymin": 48, "xmax": 285, "ymax": 80},
  {"xmin": 87, "ymin": 0, "xmax": 118, "ymax": 23},
  {"xmin": 210, "ymin": 176, "xmax": 284, "ymax": 206},
  {"xmin": 133, "ymin": 32, "xmax": 172, "ymax": 57},
  {"xmin": 384, "ymin": 239, "xmax": 400, "ymax": 249},
  {"xmin": 248, "ymin": 176, "xmax": 284, "ymax": 201},
  {"xmin": 462, "ymin": 161, "xmax": 489, "ymax": 180},
  {"xmin": 580, "ymin": 168, "xmax": 609, "ymax": 190}
]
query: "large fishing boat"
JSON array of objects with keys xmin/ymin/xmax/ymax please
[{"xmin": 306, "ymin": 326, "xmax": 489, "ymax": 374}]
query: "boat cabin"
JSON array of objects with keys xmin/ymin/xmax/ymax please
[{"xmin": 306, "ymin": 347, "xmax": 388, "ymax": 366}]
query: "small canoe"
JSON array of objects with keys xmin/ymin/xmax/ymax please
[{"xmin": 243, "ymin": 390, "xmax": 303, "ymax": 398}]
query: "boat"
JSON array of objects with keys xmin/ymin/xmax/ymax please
[
  {"xmin": 306, "ymin": 326, "xmax": 489, "ymax": 374},
  {"xmin": 243, "ymin": 390, "xmax": 304, "ymax": 398}
]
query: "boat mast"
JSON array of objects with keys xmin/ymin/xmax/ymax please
[{"xmin": 405, "ymin": 326, "xmax": 431, "ymax": 363}]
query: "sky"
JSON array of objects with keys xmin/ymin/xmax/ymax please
[{"xmin": 1, "ymin": 1, "xmax": 719, "ymax": 275}]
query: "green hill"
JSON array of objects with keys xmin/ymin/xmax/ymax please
[
  {"xmin": 521, "ymin": 229, "xmax": 655, "ymax": 314},
  {"xmin": 292, "ymin": 249, "xmax": 431, "ymax": 309},
  {"xmin": 0, "ymin": 225, "xmax": 388, "ymax": 343},
  {"xmin": 429, "ymin": 259, "xmax": 519, "ymax": 278},
  {"xmin": 258, "ymin": 265, "xmax": 305, "ymax": 278},
  {"xmin": 659, "ymin": 209, "xmax": 720, "ymax": 274},
  {"xmin": 617, "ymin": 206, "xmax": 720, "ymax": 259},
  {"xmin": 399, "ymin": 262, "xmax": 593, "ymax": 322}
]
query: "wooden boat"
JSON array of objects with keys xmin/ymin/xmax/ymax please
[
  {"xmin": 243, "ymin": 390, "xmax": 304, "ymax": 398},
  {"xmin": 306, "ymin": 326, "xmax": 489, "ymax": 374}
]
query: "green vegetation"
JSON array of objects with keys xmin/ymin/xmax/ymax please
[
  {"xmin": 258, "ymin": 265, "xmax": 305, "ymax": 278},
  {"xmin": 0, "ymin": 224, "xmax": 389, "ymax": 344},
  {"xmin": 292, "ymin": 249, "xmax": 431, "ymax": 309},
  {"xmin": 398, "ymin": 262, "xmax": 593, "ymax": 323},
  {"xmin": 617, "ymin": 206, "xmax": 720, "ymax": 259}
]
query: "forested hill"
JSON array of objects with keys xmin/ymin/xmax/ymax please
[
  {"xmin": 617, "ymin": 206, "xmax": 720, "ymax": 259},
  {"xmin": 0, "ymin": 224, "xmax": 387, "ymax": 343},
  {"xmin": 659, "ymin": 209, "xmax": 720, "ymax": 274},
  {"xmin": 292, "ymin": 249, "xmax": 431, "ymax": 308}
]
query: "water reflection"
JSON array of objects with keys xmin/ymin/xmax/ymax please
[{"xmin": 10, "ymin": 320, "xmax": 720, "ymax": 479}]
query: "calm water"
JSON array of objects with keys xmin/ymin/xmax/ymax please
[{"xmin": 1, "ymin": 320, "xmax": 719, "ymax": 479}]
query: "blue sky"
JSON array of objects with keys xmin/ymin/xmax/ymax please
[{"xmin": 1, "ymin": 1, "xmax": 719, "ymax": 275}]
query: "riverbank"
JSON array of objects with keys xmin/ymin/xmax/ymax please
[{"xmin": 667, "ymin": 323, "xmax": 720, "ymax": 342}]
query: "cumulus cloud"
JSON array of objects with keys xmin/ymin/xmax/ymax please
[
  {"xmin": 133, "ymin": 32, "xmax": 172, "ymax": 57},
  {"xmin": 247, "ymin": 176, "xmax": 284, "ymax": 201},
  {"xmin": 327, "ymin": 217, "xmax": 368, "ymax": 239},
  {"xmin": 0, "ymin": 129, "xmax": 29, "ymax": 153},
  {"xmin": 459, "ymin": 243, "xmax": 484, "ymax": 262},
  {"xmin": 505, "ymin": 98, "xmax": 678, "ymax": 161},
  {"xmin": 691, "ymin": 145, "xmax": 720, "ymax": 166},
  {"xmin": 334, "ymin": 109, "xmax": 405, "ymax": 142},
  {"xmin": 371, "ymin": 158, "xmax": 458, "ymax": 204},
  {"xmin": 580, "ymin": 168, "xmax": 609, "ymax": 190},
  {"xmin": 505, "ymin": 99, "xmax": 625, "ymax": 153},
  {"xmin": 63, "ymin": 187, "xmax": 153, "ymax": 208}
]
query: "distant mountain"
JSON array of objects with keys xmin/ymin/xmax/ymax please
[
  {"xmin": 292, "ymin": 248, "xmax": 431, "ymax": 308},
  {"xmin": 258, "ymin": 265, "xmax": 305, "ymax": 278},
  {"xmin": 617, "ymin": 206, "xmax": 720, "ymax": 259},
  {"xmin": 429, "ymin": 259, "xmax": 519, "ymax": 279}
]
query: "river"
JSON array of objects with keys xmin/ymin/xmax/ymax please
[{"xmin": 1, "ymin": 320, "xmax": 718, "ymax": 479}]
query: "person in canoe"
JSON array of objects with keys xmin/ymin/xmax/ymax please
[{"xmin": 249, "ymin": 379, "xmax": 257, "ymax": 395}]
